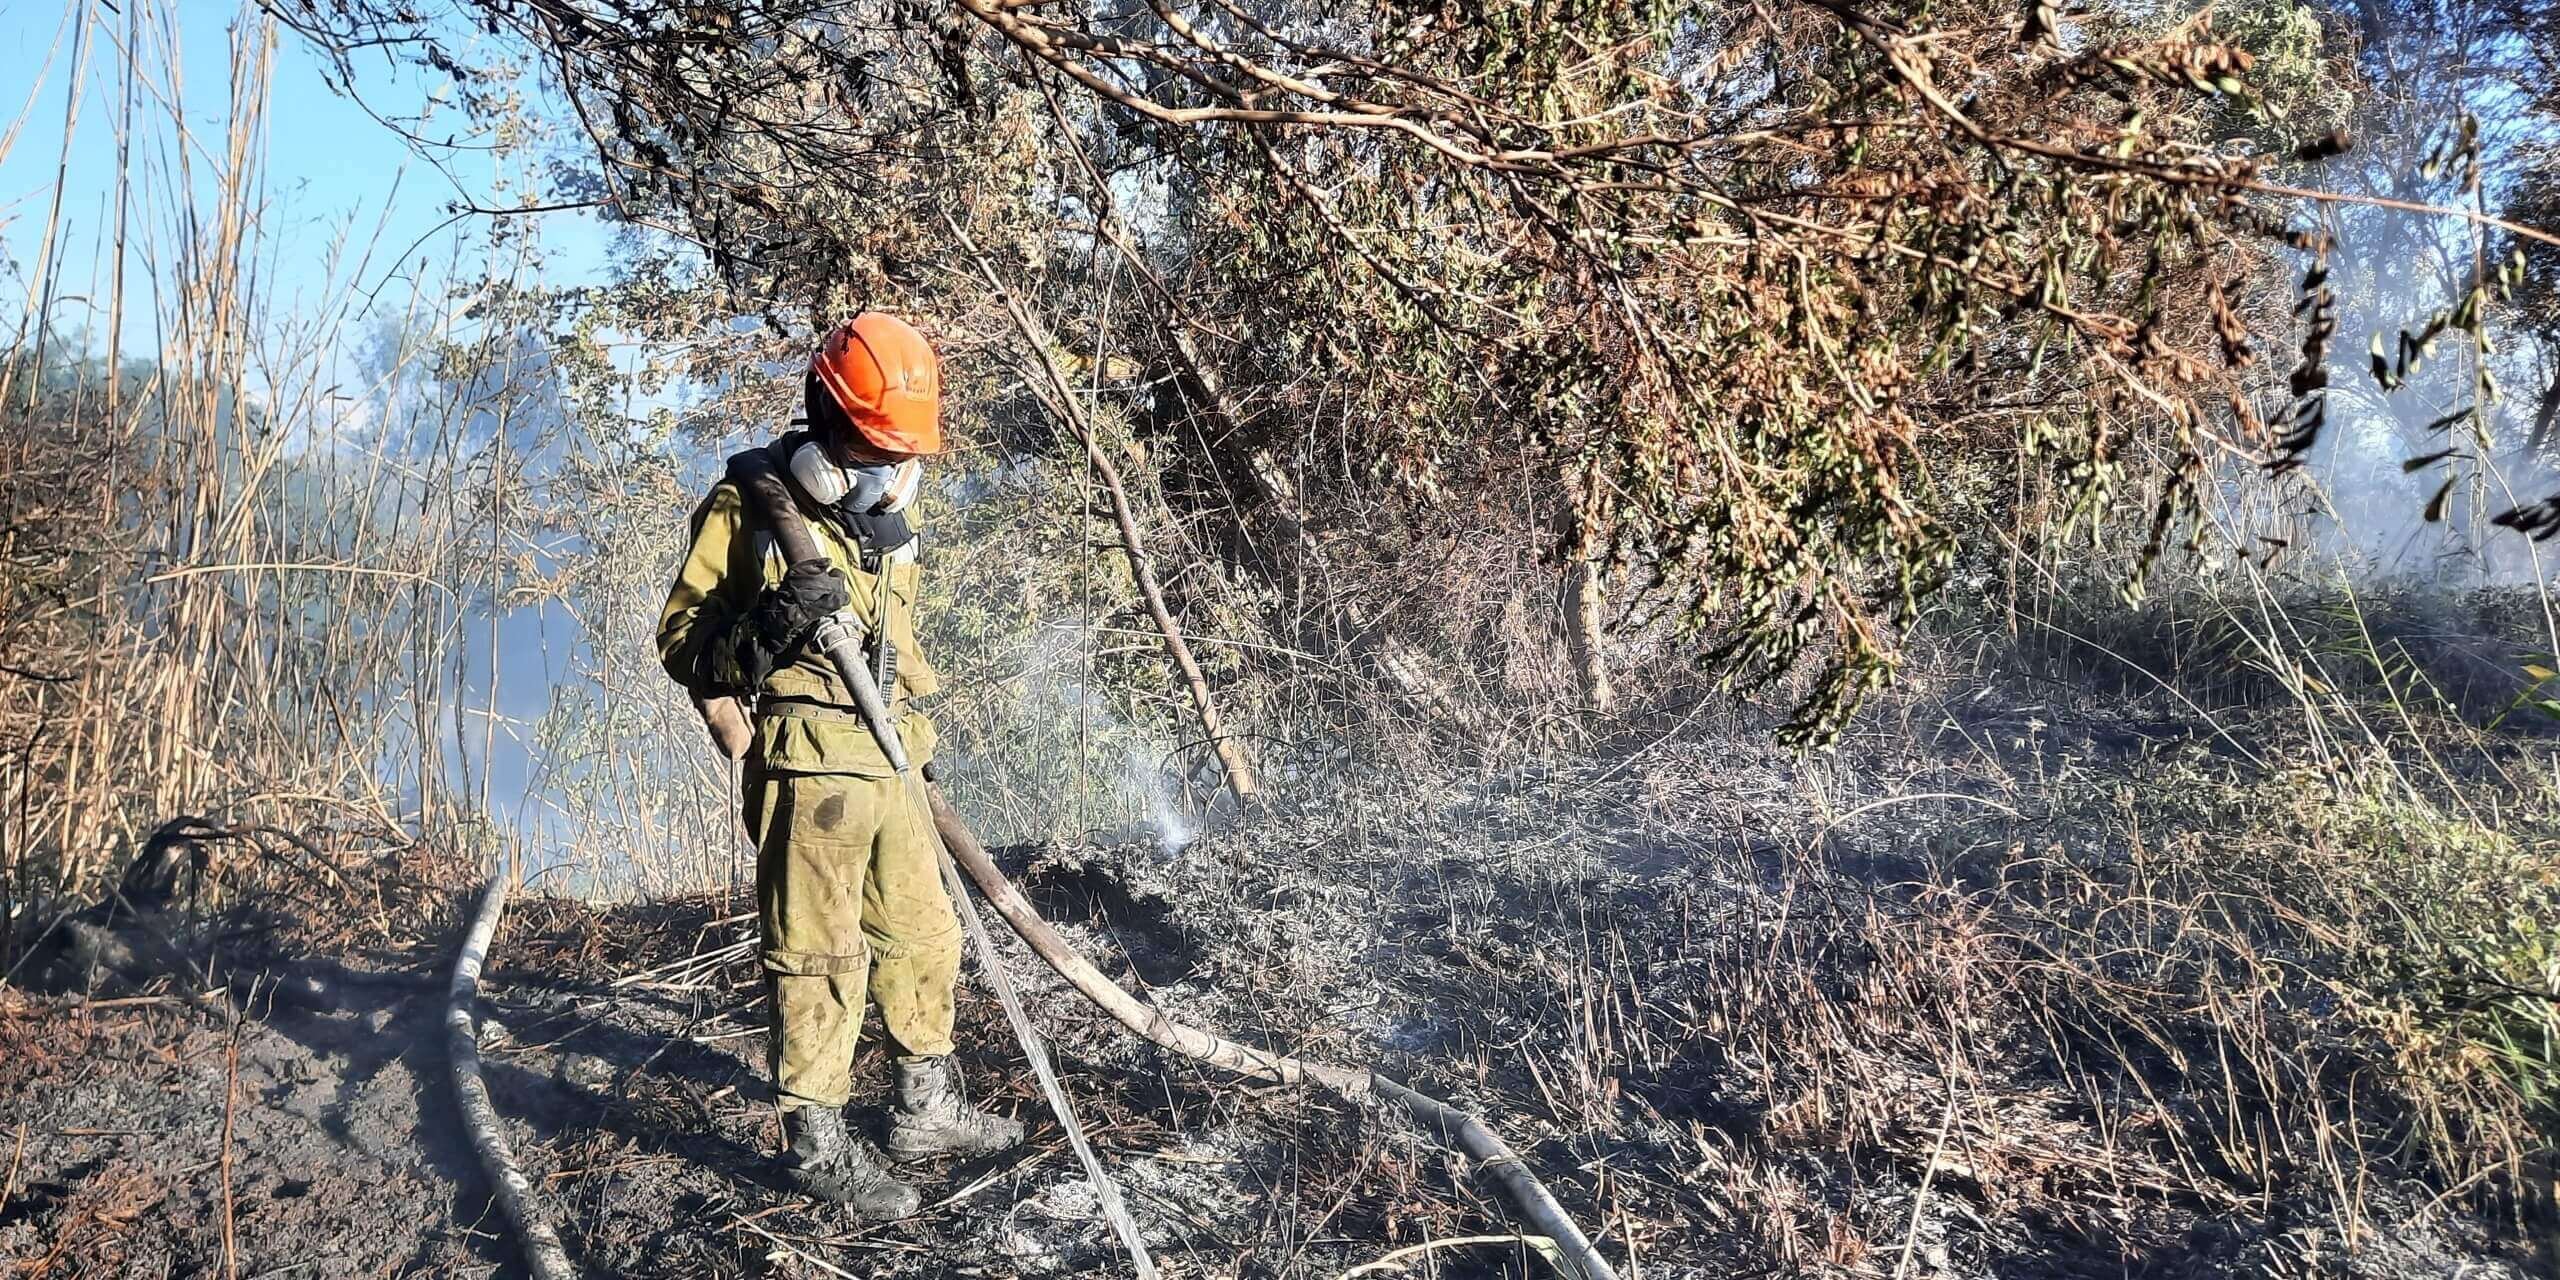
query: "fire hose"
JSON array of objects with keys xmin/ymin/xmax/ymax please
[
  {"xmin": 924, "ymin": 790, "xmax": 1615, "ymax": 1279},
  {"xmin": 444, "ymin": 449, "xmax": 1621, "ymax": 1280}
]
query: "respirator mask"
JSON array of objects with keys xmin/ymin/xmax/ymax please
[{"xmin": 788, "ymin": 439, "xmax": 920, "ymax": 566}]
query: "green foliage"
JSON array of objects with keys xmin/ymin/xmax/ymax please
[
  {"xmin": 1935, "ymin": 732, "xmax": 2560, "ymax": 1184},
  {"xmin": 2314, "ymin": 786, "xmax": 2560, "ymax": 1122},
  {"xmin": 2211, "ymin": 0, "xmax": 2359, "ymax": 154},
  {"xmin": 300, "ymin": 0, "xmax": 2545, "ymax": 753}
]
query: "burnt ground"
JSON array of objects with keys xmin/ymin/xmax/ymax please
[{"xmin": 1, "ymin": 695, "xmax": 2553, "ymax": 1280}]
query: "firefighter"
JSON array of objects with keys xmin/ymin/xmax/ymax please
[{"xmin": 657, "ymin": 313, "xmax": 1023, "ymax": 1219}]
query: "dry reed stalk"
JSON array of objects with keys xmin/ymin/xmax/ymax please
[
  {"xmin": 0, "ymin": 0, "xmax": 672, "ymax": 908},
  {"xmin": 2, "ymin": 1122, "xmax": 24, "ymax": 1208},
  {"xmin": 218, "ymin": 1020, "xmax": 240, "ymax": 1280}
]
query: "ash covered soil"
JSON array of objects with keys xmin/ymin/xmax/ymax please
[{"xmin": 2, "ymin": 704, "xmax": 2549, "ymax": 1279}]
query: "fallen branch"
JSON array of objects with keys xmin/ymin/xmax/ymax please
[
  {"xmin": 447, "ymin": 874, "xmax": 576, "ymax": 1280},
  {"xmin": 728, "ymin": 1215, "xmax": 863, "ymax": 1280},
  {"xmin": 926, "ymin": 788, "xmax": 1620, "ymax": 1280},
  {"xmin": 609, "ymin": 936, "xmax": 753, "ymax": 990}
]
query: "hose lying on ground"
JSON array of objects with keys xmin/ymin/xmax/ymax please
[
  {"xmin": 925, "ymin": 789, "xmax": 1622, "ymax": 1280},
  {"xmin": 443, "ymin": 814, "xmax": 1620, "ymax": 1280},
  {"xmin": 448, "ymin": 874, "xmax": 576, "ymax": 1280}
]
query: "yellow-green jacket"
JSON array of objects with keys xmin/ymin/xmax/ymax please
[{"xmin": 656, "ymin": 461, "xmax": 939, "ymax": 775}]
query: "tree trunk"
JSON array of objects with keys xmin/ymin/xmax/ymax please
[
  {"xmin": 947, "ymin": 214, "xmax": 1263, "ymax": 806},
  {"xmin": 1565, "ymin": 511, "xmax": 1614, "ymax": 712}
]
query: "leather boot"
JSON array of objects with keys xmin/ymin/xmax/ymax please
[
  {"xmin": 884, "ymin": 1056, "xmax": 1026, "ymax": 1158},
  {"xmin": 782, "ymin": 1106, "xmax": 921, "ymax": 1219}
]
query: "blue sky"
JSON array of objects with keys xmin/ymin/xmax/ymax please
[{"xmin": 0, "ymin": 0, "xmax": 615, "ymax": 359}]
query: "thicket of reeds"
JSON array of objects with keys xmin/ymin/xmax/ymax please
[{"xmin": 0, "ymin": 3, "xmax": 731, "ymax": 927}]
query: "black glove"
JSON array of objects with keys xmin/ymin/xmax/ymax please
[{"xmin": 735, "ymin": 559, "xmax": 850, "ymax": 683}]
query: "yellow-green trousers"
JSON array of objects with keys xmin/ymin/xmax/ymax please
[{"xmin": 747, "ymin": 767, "xmax": 961, "ymax": 1111}]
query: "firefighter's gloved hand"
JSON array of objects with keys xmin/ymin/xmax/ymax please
[
  {"xmin": 738, "ymin": 559, "xmax": 850, "ymax": 681},
  {"xmin": 755, "ymin": 560, "xmax": 851, "ymax": 646}
]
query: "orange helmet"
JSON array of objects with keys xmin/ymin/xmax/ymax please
[{"xmin": 809, "ymin": 312, "xmax": 942, "ymax": 456}]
